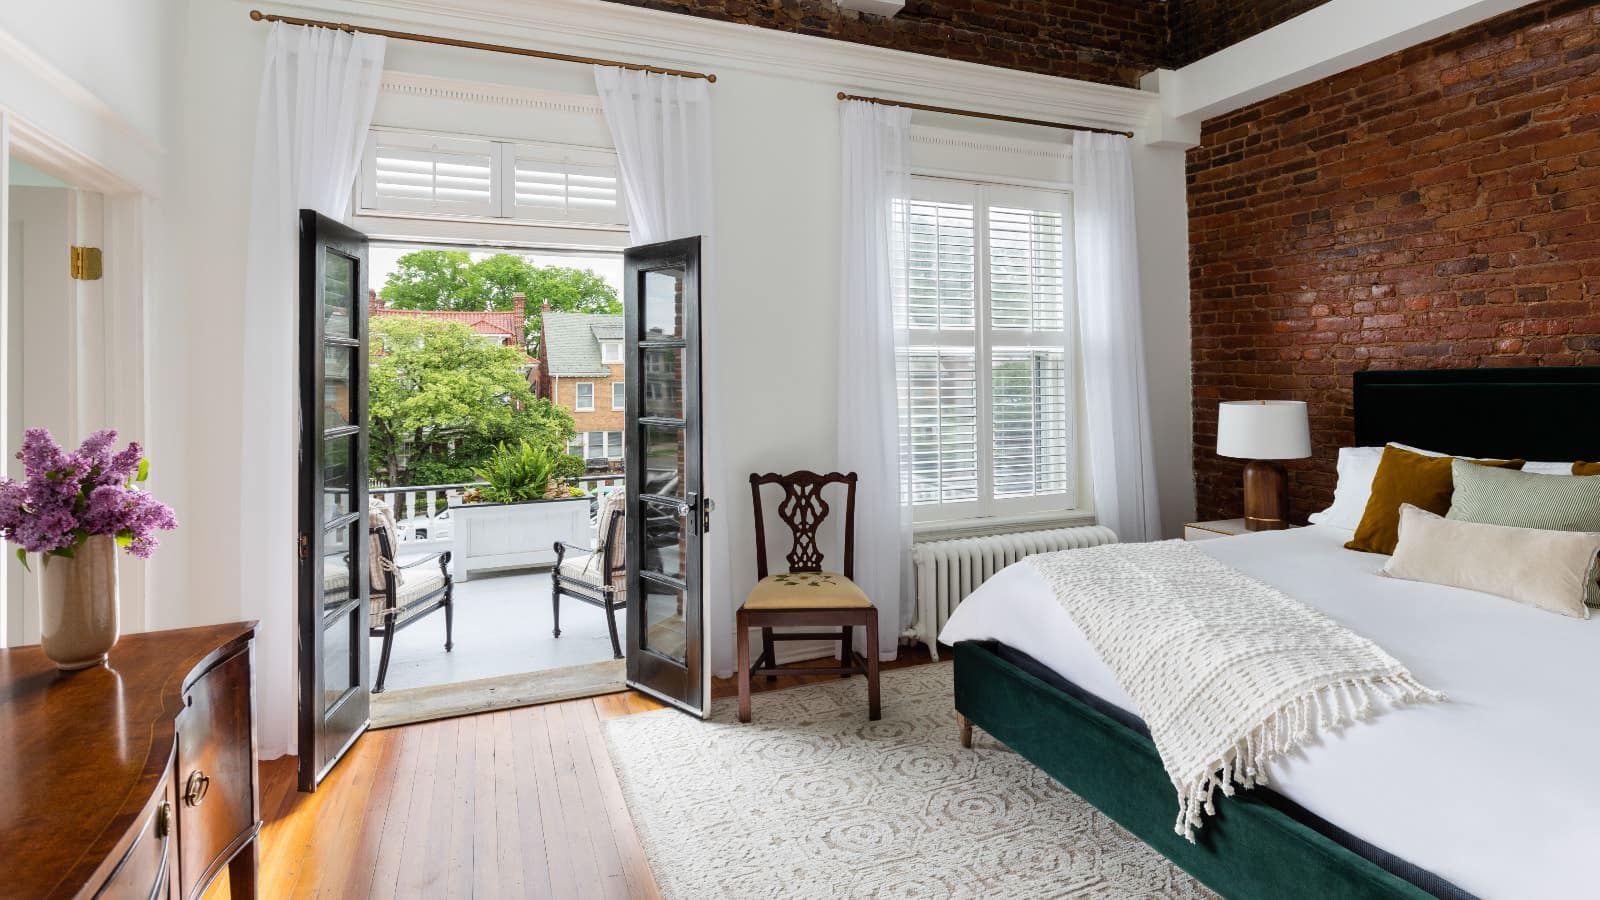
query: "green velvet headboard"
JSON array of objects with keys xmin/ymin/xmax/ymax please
[{"xmin": 1353, "ymin": 367, "xmax": 1600, "ymax": 461}]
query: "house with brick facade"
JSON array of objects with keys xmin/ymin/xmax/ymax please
[{"xmin": 534, "ymin": 306, "xmax": 624, "ymax": 470}]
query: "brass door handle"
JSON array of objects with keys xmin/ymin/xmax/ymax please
[{"xmin": 183, "ymin": 769, "xmax": 211, "ymax": 807}]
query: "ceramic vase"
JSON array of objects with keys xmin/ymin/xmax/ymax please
[{"xmin": 38, "ymin": 534, "xmax": 120, "ymax": 670}]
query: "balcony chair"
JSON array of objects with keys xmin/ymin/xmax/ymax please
[
  {"xmin": 368, "ymin": 498, "xmax": 454, "ymax": 694},
  {"xmin": 738, "ymin": 471, "xmax": 880, "ymax": 723},
  {"xmin": 552, "ymin": 490, "xmax": 627, "ymax": 659}
]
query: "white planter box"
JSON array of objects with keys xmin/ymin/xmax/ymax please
[{"xmin": 451, "ymin": 497, "xmax": 590, "ymax": 581}]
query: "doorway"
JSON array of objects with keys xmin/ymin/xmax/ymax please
[
  {"xmin": 334, "ymin": 238, "xmax": 640, "ymax": 729},
  {"xmin": 4, "ymin": 158, "xmax": 112, "ymax": 647}
]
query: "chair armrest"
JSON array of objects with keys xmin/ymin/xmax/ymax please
[{"xmin": 396, "ymin": 551, "xmax": 447, "ymax": 570}]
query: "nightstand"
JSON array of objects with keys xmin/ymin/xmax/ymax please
[{"xmin": 1184, "ymin": 518, "xmax": 1249, "ymax": 540}]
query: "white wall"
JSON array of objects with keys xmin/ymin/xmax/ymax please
[{"xmin": 1131, "ymin": 142, "xmax": 1196, "ymax": 538}]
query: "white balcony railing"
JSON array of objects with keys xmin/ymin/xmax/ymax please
[{"xmin": 370, "ymin": 476, "xmax": 624, "ymax": 551}]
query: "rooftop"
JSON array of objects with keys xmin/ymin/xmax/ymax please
[{"xmin": 542, "ymin": 310, "xmax": 623, "ymax": 377}]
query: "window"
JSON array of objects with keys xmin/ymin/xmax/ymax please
[
  {"xmin": 573, "ymin": 431, "xmax": 623, "ymax": 460},
  {"xmin": 898, "ymin": 178, "xmax": 1074, "ymax": 522},
  {"xmin": 612, "ymin": 381, "xmax": 625, "ymax": 411},
  {"xmin": 574, "ymin": 383, "xmax": 595, "ymax": 411},
  {"xmin": 359, "ymin": 128, "xmax": 627, "ymax": 228},
  {"xmin": 601, "ymin": 341, "xmax": 623, "ymax": 364}
]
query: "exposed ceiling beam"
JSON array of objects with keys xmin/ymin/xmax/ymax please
[{"xmin": 1162, "ymin": 0, "xmax": 1544, "ymax": 125}]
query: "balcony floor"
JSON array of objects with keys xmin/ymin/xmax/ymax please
[{"xmin": 372, "ymin": 566, "xmax": 626, "ymax": 694}]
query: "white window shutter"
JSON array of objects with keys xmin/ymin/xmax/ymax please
[{"xmin": 362, "ymin": 132, "xmax": 496, "ymax": 218}]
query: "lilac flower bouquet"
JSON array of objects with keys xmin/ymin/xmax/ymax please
[{"xmin": 0, "ymin": 428, "xmax": 178, "ymax": 565}]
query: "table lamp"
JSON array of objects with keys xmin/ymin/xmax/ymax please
[{"xmin": 1216, "ymin": 400, "xmax": 1311, "ymax": 531}]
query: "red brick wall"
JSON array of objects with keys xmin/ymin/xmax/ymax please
[
  {"xmin": 1167, "ymin": 0, "xmax": 1333, "ymax": 67},
  {"xmin": 598, "ymin": 0, "xmax": 1168, "ymax": 88},
  {"xmin": 1189, "ymin": 0, "xmax": 1600, "ymax": 522}
]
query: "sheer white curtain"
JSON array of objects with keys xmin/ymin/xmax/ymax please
[
  {"xmin": 241, "ymin": 23, "xmax": 385, "ymax": 758},
  {"xmin": 837, "ymin": 100, "xmax": 913, "ymax": 661},
  {"xmin": 594, "ymin": 68, "xmax": 714, "ymax": 243},
  {"xmin": 592, "ymin": 67, "xmax": 730, "ymax": 682},
  {"xmin": 1072, "ymin": 131, "xmax": 1161, "ymax": 542}
]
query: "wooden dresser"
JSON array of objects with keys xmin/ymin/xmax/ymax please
[{"xmin": 0, "ymin": 622, "xmax": 260, "ymax": 899}]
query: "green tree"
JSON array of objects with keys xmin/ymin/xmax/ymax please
[
  {"xmin": 377, "ymin": 249, "xmax": 478, "ymax": 310},
  {"xmin": 367, "ymin": 317, "xmax": 577, "ymax": 485},
  {"xmin": 379, "ymin": 251, "xmax": 621, "ymax": 351}
]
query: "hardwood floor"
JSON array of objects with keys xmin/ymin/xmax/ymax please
[{"xmin": 214, "ymin": 646, "xmax": 935, "ymax": 899}]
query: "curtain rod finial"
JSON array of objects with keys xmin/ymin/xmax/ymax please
[
  {"xmin": 249, "ymin": 9, "xmax": 265, "ymax": 20},
  {"xmin": 707, "ymin": 74, "xmax": 717, "ymax": 83},
  {"xmin": 836, "ymin": 91, "xmax": 847, "ymax": 100}
]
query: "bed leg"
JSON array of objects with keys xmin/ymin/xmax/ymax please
[{"xmin": 957, "ymin": 712, "xmax": 973, "ymax": 748}]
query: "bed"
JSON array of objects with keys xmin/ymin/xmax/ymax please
[{"xmin": 944, "ymin": 367, "xmax": 1600, "ymax": 900}]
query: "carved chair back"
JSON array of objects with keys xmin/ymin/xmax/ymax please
[{"xmin": 748, "ymin": 471, "xmax": 858, "ymax": 580}]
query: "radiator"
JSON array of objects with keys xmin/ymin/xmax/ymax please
[{"xmin": 912, "ymin": 525, "xmax": 1118, "ymax": 659}]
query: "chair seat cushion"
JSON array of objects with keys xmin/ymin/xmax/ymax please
[
  {"xmin": 372, "ymin": 566, "xmax": 448, "ymax": 621},
  {"xmin": 742, "ymin": 572, "xmax": 872, "ymax": 610}
]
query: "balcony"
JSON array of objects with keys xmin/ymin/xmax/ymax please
[{"xmin": 367, "ymin": 477, "xmax": 626, "ymax": 725}]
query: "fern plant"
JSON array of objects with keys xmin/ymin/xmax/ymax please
[{"xmin": 470, "ymin": 440, "xmax": 561, "ymax": 503}]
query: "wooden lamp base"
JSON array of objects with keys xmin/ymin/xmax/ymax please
[{"xmin": 1242, "ymin": 460, "xmax": 1288, "ymax": 531}]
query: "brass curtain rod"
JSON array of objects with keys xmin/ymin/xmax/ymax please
[
  {"xmin": 249, "ymin": 9, "xmax": 716, "ymax": 82},
  {"xmin": 836, "ymin": 92, "xmax": 1132, "ymax": 138}
]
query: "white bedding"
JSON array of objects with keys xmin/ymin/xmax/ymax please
[{"xmin": 939, "ymin": 524, "xmax": 1600, "ymax": 900}]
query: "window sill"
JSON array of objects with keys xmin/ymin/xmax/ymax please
[{"xmin": 913, "ymin": 509, "xmax": 1097, "ymax": 542}]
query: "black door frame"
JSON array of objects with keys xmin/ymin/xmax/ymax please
[
  {"xmin": 623, "ymin": 236, "xmax": 706, "ymax": 716},
  {"xmin": 296, "ymin": 210, "xmax": 372, "ymax": 791}
]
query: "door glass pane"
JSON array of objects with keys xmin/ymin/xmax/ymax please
[
  {"xmin": 640, "ymin": 578, "xmax": 687, "ymax": 664},
  {"xmin": 320, "ymin": 522, "xmax": 355, "ymax": 609},
  {"xmin": 642, "ymin": 348, "xmax": 685, "ymax": 419},
  {"xmin": 640, "ymin": 498, "xmax": 686, "ymax": 581},
  {"xmin": 323, "ymin": 614, "xmax": 353, "ymax": 709},
  {"xmin": 324, "ymin": 251, "xmax": 355, "ymax": 339},
  {"xmin": 324, "ymin": 345, "xmax": 353, "ymax": 428},
  {"xmin": 643, "ymin": 268, "xmax": 684, "ymax": 338},
  {"xmin": 641, "ymin": 425, "xmax": 685, "ymax": 498},
  {"xmin": 324, "ymin": 435, "xmax": 354, "ymax": 521}
]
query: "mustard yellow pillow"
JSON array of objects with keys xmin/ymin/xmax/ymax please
[
  {"xmin": 1573, "ymin": 461, "xmax": 1600, "ymax": 476},
  {"xmin": 1345, "ymin": 446, "xmax": 1524, "ymax": 555}
]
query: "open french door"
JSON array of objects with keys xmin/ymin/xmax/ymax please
[
  {"xmin": 623, "ymin": 237, "xmax": 709, "ymax": 716},
  {"xmin": 297, "ymin": 210, "xmax": 371, "ymax": 791}
]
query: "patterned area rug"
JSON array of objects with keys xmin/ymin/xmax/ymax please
[{"xmin": 603, "ymin": 664, "xmax": 1213, "ymax": 899}]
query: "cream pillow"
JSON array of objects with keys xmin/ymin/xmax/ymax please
[{"xmin": 1381, "ymin": 504, "xmax": 1599, "ymax": 619}]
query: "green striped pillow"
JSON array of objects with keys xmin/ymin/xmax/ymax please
[{"xmin": 1447, "ymin": 458, "xmax": 1600, "ymax": 533}]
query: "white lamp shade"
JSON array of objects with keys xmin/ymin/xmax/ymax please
[{"xmin": 1216, "ymin": 400, "xmax": 1311, "ymax": 460}]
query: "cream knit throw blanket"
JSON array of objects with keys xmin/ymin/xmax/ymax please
[{"xmin": 1026, "ymin": 540, "xmax": 1444, "ymax": 840}]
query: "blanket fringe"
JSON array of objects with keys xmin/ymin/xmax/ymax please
[{"xmin": 1172, "ymin": 673, "xmax": 1445, "ymax": 841}]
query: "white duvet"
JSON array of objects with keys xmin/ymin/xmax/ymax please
[{"xmin": 939, "ymin": 524, "xmax": 1600, "ymax": 900}]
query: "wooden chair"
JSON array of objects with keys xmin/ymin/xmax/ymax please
[
  {"xmin": 738, "ymin": 471, "xmax": 880, "ymax": 723},
  {"xmin": 551, "ymin": 491, "xmax": 626, "ymax": 659},
  {"xmin": 368, "ymin": 522, "xmax": 454, "ymax": 694}
]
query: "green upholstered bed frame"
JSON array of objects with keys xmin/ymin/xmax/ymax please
[{"xmin": 953, "ymin": 641, "xmax": 1447, "ymax": 900}]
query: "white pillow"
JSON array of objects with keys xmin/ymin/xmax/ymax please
[
  {"xmin": 1381, "ymin": 504, "xmax": 1599, "ymax": 619},
  {"xmin": 1306, "ymin": 442, "xmax": 1477, "ymax": 530},
  {"xmin": 1307, "ymin": 446, "xmax": 1384, "ymax": 529},
  {"xmin": 1524, "ymin": 461, "xmax": 1578, "ymax": 475}
]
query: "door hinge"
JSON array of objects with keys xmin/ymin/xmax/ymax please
[
  {"xmin": 298, "ymin": 533, "xmax": 309, "ymax": 561},
  {"xmin": 69, "ymin": 246, "xmax": 102, "ymax": 281}
]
